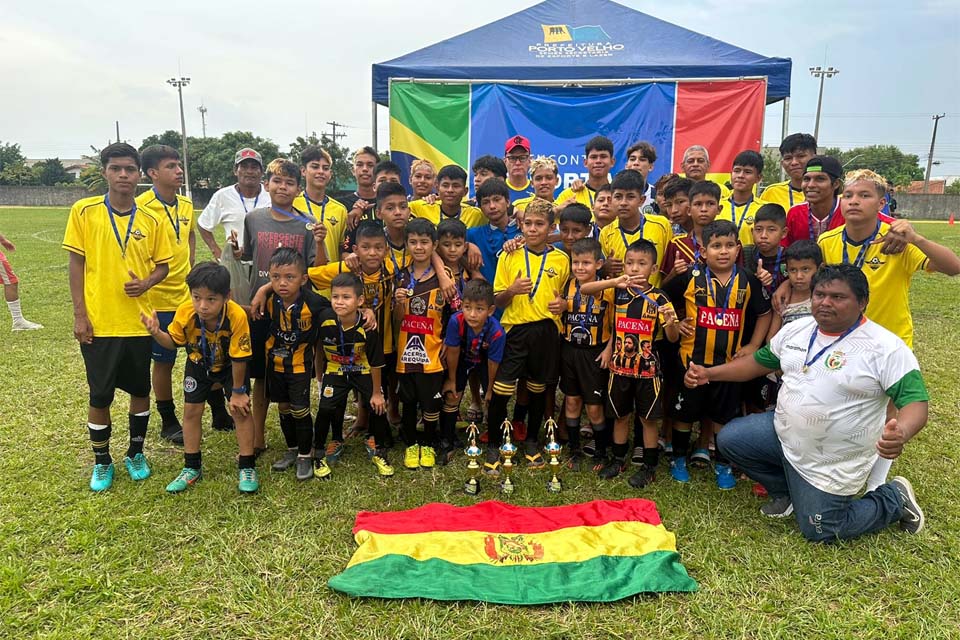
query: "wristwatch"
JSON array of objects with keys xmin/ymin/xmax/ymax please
[{"xmin": 232, "ymin": 385, "xmax": 249, "ymax": 395}]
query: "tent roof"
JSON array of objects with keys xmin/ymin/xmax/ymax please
[{"xmin": 372, "ymin": 0, "xmax": 791, "ymax": 105}]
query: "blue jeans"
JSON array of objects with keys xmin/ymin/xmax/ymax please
[{"xmin": 717, "ymin": 411, "xmax": 904, "ymax": 543}]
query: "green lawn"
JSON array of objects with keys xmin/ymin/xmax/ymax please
[{"xmin": 2, "ymin": 207, "xmax": 959, "ymax": 639}]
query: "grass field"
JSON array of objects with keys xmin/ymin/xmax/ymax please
[{"xmin": 2, "ymin": 207, "xmax": 959, "ymax": 639}]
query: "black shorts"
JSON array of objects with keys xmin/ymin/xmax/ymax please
[
  {"xmin": 398, "ymin": 372, "xmax": 443, "ymax": 415},
  {"xmin": 267, "ymin": 369, "xmax": 312, "ymax": 408},
  {"xmin": 494, "ymin": 320, "xmax": 560, "ymax": 387},
  {"xmin": 559, "ymin": 343, "xmax": 608, "ymax": 404},
  {"xmin": 454, "ymin": 359, "xmax": 490, "ymax": 394},
  {"xmin": 671, "ymin": 367, "xmax": 741, "ymax": 425},
  {"xmin": 608, "ymin": 374, "xmax": 664, "ymax": 420},
  {"xmin": 183, "ymin": 359, "xmax": 237, "ymax": 404},
  {"xmin": 80, "ymin": 336, "xmax": 152, "ymax": 407},
  {"xmin": 318, "ymin": 371, "xmax": 378, "ymax": 411},
  {"xmin": 249, "ymin": 316, "xmax": 271, "ymax": 379}
]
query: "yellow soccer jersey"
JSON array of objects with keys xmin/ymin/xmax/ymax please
[
  {"xmin": 494, "ymin": 245, "xmax": 570, "ymax": 332},
  {"xmin": 409, "ymin": 200, "xmax": 486, "ymax": 228},
  {"xmin": 292, "ymin": 192, "xmax": 348, "ymax": 262},
  {"xmin": 818, "ymin": 222, "xmax": 931, "ymax": 348},
  {"xmin": 136, "ymin": 190, "xmax": 194, "ymax": 311},
  {"xmin": 168, "ymin": 299, "xmax": 252, "ymax": 373},
  {"xmin": 385, "ymin": 236, "xmax": 412, "ymax": 275},
  {"xmin": 62, "ymin": 195, "xmax": 174, "ymax": 337},
  {"xmin": 513, "ymin": 195, "xmax": 534, "ymax": 214},
  {"xmin": 598, "ymin": 215, "xmax": 673, "ymax": 286},
  {"xmin": 555, "ymin": 184, "xmax": 601, "ymax": 211},
  {"xmin": 761, "ymin": 180, "xmax": 805, "ymax": 211},
  {"xmin": 719, "ymin": 196, "xmax": 764, "ymax": 247}
]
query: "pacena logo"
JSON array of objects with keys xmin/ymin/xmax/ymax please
[{"xmin": 531, "ymin": 23, "xmax": 624, "ymax": 59}]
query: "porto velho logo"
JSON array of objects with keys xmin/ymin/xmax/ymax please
[{"xmin": 531, "ymin": 24, "xmax": 624, "ymax": 59}]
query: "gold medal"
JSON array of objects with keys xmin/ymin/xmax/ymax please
[
  {"xmin": 802, "ymin": 365, "xmax": 809, "ymax": 373},
  {"xmin": 691, "ymin": 269, "xmax": 701, "ymax": 277},
  {"xmin": 305, "ymin": 222, "xmax": 316, "ymax": 231},
  {"xmin": 407, "ymin": 288, "xmax": 415, "ymax": 297}
]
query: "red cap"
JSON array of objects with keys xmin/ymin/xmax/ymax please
[{"xmin": 504, "ymin": 135, "xmax": 531, "ymax": 154}]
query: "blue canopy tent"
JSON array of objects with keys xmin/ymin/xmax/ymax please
[{"xmin": 370, "ymin": 0, "xmax": 792, "ymax": 149}]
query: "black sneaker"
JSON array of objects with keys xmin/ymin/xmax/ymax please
[
  {"xmin": 438, "ymin": 442, "xmax": 456, "ymax": 466},
  {"xmin": 890, "ymin": 476, "xmax": 924, "ymax": 534},
  {"xmin": 566, "ymin": 449, "xmax": 584, "ymax": 472},
  {"xmin": 598, "ymin": 457, "xmax": 625, "ymax": 480},
  {"xmin": 271, "ymin": 449, "xmax": 298, "ymax": 472},
  {"xmin": 631, "ymin": 446, "xmax": 644, "ymax": 466},
  {"xmin": 760, "ymin": 496, "xmax": 794, "ymax": 518},
  {"xmin": 212, "ymin": 410, "xmax": 235, "ymax": 432},
  {"xmin": 295, "ymin": 456, "xmax": 313, "ymax": 481},
  {"xmin": 628, "ymin": 464, "xmax": 656, "ymax": 489},
  {"xmin": 582, "ymin": 439, "xmax": 596, "ymax": 456},
  {"xmin": 160, "ymin": 423, "xmax": 184, "ymax": 446}
]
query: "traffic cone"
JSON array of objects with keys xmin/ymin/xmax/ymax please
[{"xmin": 950, "ymin": 213, "xmax": 955, "ymax": 225}]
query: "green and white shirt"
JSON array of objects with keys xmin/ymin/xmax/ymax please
[{"xmin": 754, "ymin": 316, "xmax": 928, "ymax": 496}]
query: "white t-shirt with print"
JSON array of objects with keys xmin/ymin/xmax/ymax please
[{"xmin": 197, "ymin": 184, "xmax": 270, "ymax": 249}]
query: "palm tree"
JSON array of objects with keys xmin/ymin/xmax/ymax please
[{"xmin": 79, "ymin": 146, "xmax": 106, "ymax": 194}]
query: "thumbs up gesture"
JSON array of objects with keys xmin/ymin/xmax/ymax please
[
  {"xmin": 124, "ymin": 269, "xmax": 149, "ymax": 297},
  {"xmin": 756, "ymin": 258, "xmax": 773, "ymax": 287},
  {"xmin": 876, "ymin": 418, "xmax": 907, "ymax": 460},
  {"xmin": 548, "ymin": 289, "xmax": 566, "ymax": 315}
]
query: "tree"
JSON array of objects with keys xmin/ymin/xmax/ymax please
[
  {"xmin": 760, "ymin": 147, "xmax": 782, "ymax": 188},
  {"xmin": 35, "ymin": 158, "xmax": 74, "ymax": 185},
  {"xmin": 819, "ymin": 145, "xmax": 923, "ymax": 187},
  {"xmin": 140, "ymin": 130, "xmax": 182, "ymax": 150},
  {"xmin": 945, "ymin": 179, "xmax": 960, "ymax": 196},
  {"xmin": 140, "ymin": 130, "xmax": 281, "ymax": 190},
  {"xmin": 0, "ymin": 163, "xmax": 39, "ymax": 186},
  {"xmin": 79, "ymin": 146, "xmax": 106, "ymax": 194},
  {"xmin": 0, "ymin": 141, "xmax": 25, "ymax": 173},
  {"xmin": 288, "ymin": 132, "xmax": 354, "ymax": 192}
]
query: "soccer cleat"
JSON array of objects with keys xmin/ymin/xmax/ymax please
[
  {"xmin": 890, "ymin": 476, "xmax": 924, "ymax": 534},
  {"xmin": 760, "ymin": 496, "xmax": 794, "ymax": 518},
  {"xmin": 271, "ymin": 449, "xmax": 298, "ymax": 471},
  {"xmin": 295, "ymin": 456, "xmax": 313, "ymax": 481},
  {"xmin": 419, "ymin": 446, "xmax": 436, "ymax": 468},
  {"xmin": 12, "ymin": 319, "xmax": 43, "ymax": 331},
  {"xmin": 628, "ymin": 464, "xmax": 657, "ymax": 489},
  {"xmin": 670, "ymin": 457, "xmax": 690, "ymax": 483},
  {"xmin": 598, "ymin": 457, "xmax": 626, "ymax": 480},
  {"xmin": 631, "ymin": 446, "xmax": 644, "ymax": 466},
  {"xmin": 166, "ymin": 467, "xmax": 202, "ymax": 493},
  {"xmin": 372, "ymin": 452, "xmax": 395, "ymax": 477},
  {"xmin": 313, "ymin": 458, "xmax": 332, "ymax": 479},
  {"xmin": 714, "ymin": 463, "xmax": 736, "ymax": 490},
  {"xmin": 160, "ymin": 423, "xmax": 184, "ymax": 446},
  {"xmin": 325, "ymin": 440, "xmax": 344, "ymax": 465},
  {"xmin": 690, "ymin": 448, "xmax": 712, "ymax": 468},
  {"xmin": 89, "ymin": 463, "xmax": 115, "ymax": 491},
  {"xmin": 238, "ymin": 468, "xmax": 260, "ymax": 493},
  {"xmin": 404, "ymin": 445, "xmax": 421, "ymax": 469},
  {"xmin": 124, "ymin": 453, "xmax": 151, "ymax": 481}
]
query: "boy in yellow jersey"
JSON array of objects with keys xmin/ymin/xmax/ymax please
[
  {"xmin": 760, "ymin": 133, "xmax": 817, "ymax": 211},
  {"xmin": 599, "ymin": 170, "xmax": 672, "ymax": 282},
  {"xmin": 663, "ymin": 220, "xmax": 771, "ymax": 489},
  {"xmin": 556, "ymin": 136, "xmax": 615, "ymax": 209},
  {"xmin": 409, "ymin": 158, "xmax": 436, "ymax": 201},
  {"xmin": 504, "ymin": 135, "xmax": 536, "ymax": 202},
  {"xmin": 818, "ymin": 169, "xmax": 960, "ymax": 349},
  {"xmin": 137, "ymin": 144, "xmax": 196, "ymax": 445},
  {"xmin": 314, "ymin": 272, "xmax": 394, "ymax": 479},
  {"xmin": 141, "ymin": 262, "xmax": 258, "ymax": 494},
  {"xmin": 486, "ymin": 198, "xmax": 570, "ymax": 472},
  {"xmin": 581, "ymin": 239, "xmax": 679, "ymax": 487},
  {"xmin": 63, "ymin": 143, "xmax": 173, "ymax": 491},
  {"xmin": 294, "ymin": 145, "xmax": 348, "ymax": 266},
  {"xmin": 661, "ymin": 180, "xmax": 722, "ymax": 285},
  {"xmin": 723, "ymin": 150, "xmax": 765, "ymax": 247},
  {"xmin": 394, "ymin": 218, "xmax": 454, "ymax": 470},
  {"xmin": 410, "ymin": 165, "xmax": 486, "ymax": 228},
  {"xmin": 513, "ymin": 156, "xmax": 560, "ymax": 215}
]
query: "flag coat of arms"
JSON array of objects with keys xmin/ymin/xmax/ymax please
[{"xmin": 328, "ymin": 499, "xmax": 697, "ymax": 604}]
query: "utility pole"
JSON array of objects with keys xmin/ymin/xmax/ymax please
[
  {"xmin": 326, "ymin": 121, "xmax": 347, "ymax": 145},
  {"xmin": 923, "ymin": 113, "xmax": 946, "ymax": 194},
  {"xmin": 809, "ymin": 66, "xmax": 839, "ymax": 142},
  {"xmin": 198, "ymin": 103, "xmax": 208, "ymax": 138},
  {"xmin": 167, "ymin": 76, "xmax": 192, "ymax": 198},
  {"xmin": 115, "ymin": 121, "xmax": 120, "ymax": 143}
]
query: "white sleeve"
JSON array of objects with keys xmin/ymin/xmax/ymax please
[
  {"xmin": 876, "ymin": 332, "xmax": 921, "ymax": 391},
  {"xmin": 769, "ymin": 315, "xmax": 810, "ymax": 359},
  {"xmin": 197, "ymin": 190, "xmax": 223, "ymax": 232}
]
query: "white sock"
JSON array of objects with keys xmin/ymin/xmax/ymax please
[
  {"xmin": 865, "ymin": 457, "xmax": 894, "ymax": 492},
  {"xmin": 7, "ymin": 299, "xmax": 23, "ymax": 322}
]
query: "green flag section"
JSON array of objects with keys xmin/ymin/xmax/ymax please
[
  {"xmin": 328, "ymin": 499, "xmax": 697, "ymax": 604},
  {"xmin": 389, "ymin": 82, "xmax": 470, "ymax": 178}
]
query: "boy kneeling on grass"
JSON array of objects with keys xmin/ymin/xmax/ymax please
[{"xmin": 142, "ymin": 261, "xmax": 260, "ymax": 494}]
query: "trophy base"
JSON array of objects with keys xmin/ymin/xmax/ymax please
[
  {"xmin": 463, "ymin": 479, "xmax": 480, "ymax": 496},
  {"xmin": 546, "ymin": 477, "xmax": 563, "ymax": 493},
  {"xmin": 500, "ymin": 479, "xmax": 515, "ymax": 494}
]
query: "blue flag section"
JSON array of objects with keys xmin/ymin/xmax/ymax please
[{"xmin": 470, "ymin": 83, "xmax": 676, "ymax": 190}]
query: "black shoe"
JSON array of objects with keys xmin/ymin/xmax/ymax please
[
  {"xmin": 566, "ymin": 449, "xmax": 584, "ymax": 471},
  {"xmin": 628, "ymin": 464, "xmax": 656, "ymax": 489},
  {"xmin": 212, "ymin": 410, "xmax": 235, "ymax": 432},
  {"xmin": 160, "ymin": 423, "xmax": 184, "ymax": 446},
  {"xmin": 890, "ymin": 476, "xmax": 924, "ymax": 534},
  {"xmin": 271, "ymin": 449, "xmax": 298, "ymax": 472},
  {"xmin": 438, "ymin": 443, "xmax": 456, "ymax": 466},
  {"xmin": 598, "ymin": 457, "xmax": 626, "ymax": 480},
  {"xmin": 296, "ymin": 456, "xmax": 314, "ymax": 481}
]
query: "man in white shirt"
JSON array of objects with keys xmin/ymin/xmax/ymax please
[
  {"xmin": 685, "ymin": 264, "xmax": 928, "ymax": 542},
  {"xmin": 197, "ymin": 148, "xmax": 271, "ymax": 307}
]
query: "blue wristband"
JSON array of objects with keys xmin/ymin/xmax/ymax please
[{"xmin": 232, "ymin": 385, "xmax": 248, "ymax": 395}]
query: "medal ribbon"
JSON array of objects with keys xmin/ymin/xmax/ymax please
[
  {"xmin": 804, "ymin": 316, "xmax": 862, "ymax": 372},
  {"xmin": 271, "ymin": 206, "xmax": 315, "ymax": 226},
  {"xmin": 523, "ymin": 246, "xmax": 550, "ymax": 300},
  {"xmin": 153, "ymin": 188, "xmax": 180, "ymax": 243},
  {"xmin": 196, "ymin": 306, "xmax": 225, "ymax": 372},
  {"xmin": 303, "ymin": 194, "xmax": 328, "ymax": 223},
  {"xmin": 104, "ymin": 194, "xmax": 137, "ymax": 258},
  {"xmin": 236, "ymin": 185, "xmax": 260, "ymax": 213},
  {"xmin": 705, "ymin": 265, "xmax": 738, "ymax": 310},
  {"xmin": 842, "ymin": 220, "xmax": 882, "ymax": 268}
]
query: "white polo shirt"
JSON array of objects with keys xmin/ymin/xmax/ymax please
[{"xmin": 197, "ymin": 184, "xmax": 270, "ymax": 249}]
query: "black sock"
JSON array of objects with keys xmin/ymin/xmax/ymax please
[
  {"xmin": 184, "ymin": 451, "xmax": 202, "ymax": 470},
  {"xmin": 593, "ymin": 425, "xmax": 611, "ymax": 458},
  {"xmin": 401, "ymin": 403, "xmax": 419, "ymax": 445},
  {"xmin": 643, "ymin": 447, "xmax": 659, "ymax": 468},
  {"xmin": 207, "ymin": 387, "xmax": 227, "ymax": 415},
  {"xmin": 421, "ymin": 419, "xmax": 438, "ymax": 446},
  {"xmin": 238, "ymin": 455, "xmax": 255, "ymax": 470},
  {"xmin": 487, "ymin": 394, "xmax": 509, "ymax": 447},
  {"xmin": 157, "ymin": 399, "xmax": 178, "ymax": 425},
  {"xmin": 612, "ymin": 441, "xmax": 629, "ymax": 460},
  {"xmin": 126, "ymin": 413, "xmax": 148, "ymax": 458},
  {"xmin": 293, "ymin": 408, "xmax": 313, "ymax": 456},
  {"xmin": 331, "ymin": 411, "xmax": 344, "ymax": 442},
  {"xmin": 565, "ymin": 418, "xmax": 581, "ymax": 450},
  {"xmin": 89, "ymin": 423, "xmax": 112, "ymax": 465},
  {"xmin": 672, "ymin": 430, "xmax": 691, "ymax": 458},
  {"xmin": 369, "ymin": 413, "xmax": 389, "ymax": 450},
  {"xmin": 278, "ymin": 411, "xmax": 297, "ymax": 448},
  {"xmin": 440, "ymin": 410, "xmax": 458, "ymax": 446},
  {"xmin": 313, "ymin": 410, "xmax": 331, "ymax": 450},
  {"xmin": 512, "ymin": 402, "xmax": 528, "ymax": 423},
  {"xmin": 525, "ymin": 391, "xmax": 546, "ymax": 444},
  {"xmin": 632, "ymin": 416, "xmax": 643, "ymax": 446}
]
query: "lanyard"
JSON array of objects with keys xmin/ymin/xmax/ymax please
[
  {"xmin": 788, "ymin": 186, "xmax": 795, "ymax": 208},
  {"xmin": 236, "ymin": 186, "xmax": 260, "ymax": 213},
  {"xmin": 197, "ymin": 308, "xmax": 224, "ymax": 372},
  {"xmin": 765, "ymin": 247, "xmax": 785, "ymax": 294},
  {"xmin": 628, "ymin": 286, "xmax": 661, "ymax": 311},
  {"xmin": 619, "ymin": 219, "xmax": 645, "ymax": 254},
  {"xmin": 806, "ymin": 199, "xmax": 838, "ymax": 240},
  {"xmin": 842, "ymin": 220, "xmax": 882, "ymax": 268},
  {"xmin": 303, "ymin": 194, "xmax": 328, "ymax": 223},
  {"xmin": 275, "ymin": 295, "xmax": 303, "ymax": 344},
  {"xmin": 572, "ymin": 279, "xmax": 595, "ymax": 334},
  {"xmin": 523, "ymin": 246, "xmax": 550, "ymax": 300},
  {"xmin": 690, "ymin": 232, "xmax": 702, "ymax": 262},
  {"xmin": 153, "ymin": 188, "xmax": 180, "ymax": 243},
  {"xmin": 406, "ymin": 264, "xmax": 434, "ymax": 292},
  {"xmin": 705, "ymin": 265, "xmax": 738, "ymax": 309},
  {"xmin": 104, "ymin": 194, "xmax": 137, "ymax": 258},
  {"xmin": 803, "ymin": 316, "xmax": 861, "ymax": 373},
  {"xmin": 272, "ymin": 206, "xmax": 314, "ymax": 226},
  {"xmin": 336, "ymin": 318, "xmax": 358, "ymax": 367},
  {"xmin": 466, "ymin": 318, "xmax": 490, "ymax": 365},
  {"xmin": 388, "ymin": 240, "xmax": 407, "ymax": 284},
  {"xmin": 729, "ymin": 197, "xmax": 752, "ymax": 234},
  {"xmin": 586, "ymin": 186, "xmax": 596, "ymax": 207}
]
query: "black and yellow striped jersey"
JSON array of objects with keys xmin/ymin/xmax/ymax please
[
  {"xmin": 663, "ymin": 267, "xmax": 770, "ymax": 367},
  {"xmin": 308, "ymin": 260, "xmax": 398, "ymax": 354},
  {"xmin": 167, "ymin": 299, "xmax": 252, "ymax": 373},
  {"xmin": 316, "ymin": 309, "xmax": 385, "ymax": 375},
  {"xmin": 561, "ymin": 278, "xmax": 615, "ymax": 347},
  {"xmin": 264, "ymin": 288, "xmax": 331, "ymax": 374},
  {"xmin": 395, "ymin": 269, "xmax": 451, "ymax": 374},
  {"xmin": 610, "ymin": 287, "xmax": 674, "ymax": 378}
]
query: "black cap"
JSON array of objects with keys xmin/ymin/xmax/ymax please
[{"xmin": 805, "ymin": 155, "xmax": 842, "ymax": 180}]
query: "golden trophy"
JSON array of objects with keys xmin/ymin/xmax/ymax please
[
  {"xmin": 499, "ymin": 418, "xmax": 518, "ymax": 494},
  {"xmin": 463, "ymin": 422, "xmax": 482, "ymax": 496},
  {"xmin": 543, "ymin": 417, "xmax": 563, "ymax": 493}
]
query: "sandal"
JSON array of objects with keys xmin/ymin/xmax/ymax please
[
  {"xmin": 482, "ymin": 460, "xmax": 501, "ymax": 477},
  {"xmin": 525, "ymin": 453, "xmax": 546, "ymax": 469}
]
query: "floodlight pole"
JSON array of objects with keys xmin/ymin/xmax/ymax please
[
  {"xmin": 809, "ymin": 66, "xmax": 839, "ymax": 142},
  {"xmin": 923, "ymin": 114, "xmax": 946, "ymax": 194},
  {"xmin": 168, "ymin": 76, "xmax": 192, "ymax": 199},
  {"xmin": 371, "ymin": 102, "xmax": 378, "ymax": 150}
]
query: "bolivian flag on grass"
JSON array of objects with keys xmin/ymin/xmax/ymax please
[{"xmin": 328, "ymin": 499, "xmax": 697, "ymax": 604}]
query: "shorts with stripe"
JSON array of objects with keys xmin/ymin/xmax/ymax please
[
  {"xmin": 493, "ymin": 320, "xmax": 560, "ymax": 394},
  {"xmin": 0, "ymin": 249, "xmax": 18, "ymax": 285},
  {"xmin": 398, "ymin": 372, "xmax": 444, "ymax": 417},
  {"xmin": 608, "ymin": 374, "xmax": 663, "ymax": 420},
  {"xmin": 267, "ymin": 369, "xmax": 312, "ymax": 409},
  {"xmin": 559, "ymin": 343, "xmax": 608, "ymax": 404}
]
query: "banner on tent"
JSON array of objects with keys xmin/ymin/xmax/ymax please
[{"xmin": 389, "ymin": 80, "xmax": 765, "ymax": 196}]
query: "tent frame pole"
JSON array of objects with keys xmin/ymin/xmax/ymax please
[
  {"xmin": 371, "ymin": 102, "xmax": 378, "ymax": 149},
  {"xmin": 389, "ymin": 76, "xmax": 769, "ymax": 88},
  {"xmin": 779, "ymin": 97, "xmax": 790, "ymax": 181}
]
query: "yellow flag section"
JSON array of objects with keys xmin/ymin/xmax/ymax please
[{"xmin": 327, "ymin": 499, "xmax": 697, "ymax": 604}]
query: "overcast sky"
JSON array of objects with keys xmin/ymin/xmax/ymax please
[{"xmin": 3, "ymin": 0, "xmax": 958, "ymax": 176}]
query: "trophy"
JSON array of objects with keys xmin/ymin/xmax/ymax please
[
  {"xmin": 499, "ymin": 419, "xmax": 518, "ymax": 494},
  {"xmin": 463, "ymin": 422, "xmax": 482, "ymax": 496},
  {"xmin": 543, "ymin": 417, "xmax": 563, "ymax": 493}
]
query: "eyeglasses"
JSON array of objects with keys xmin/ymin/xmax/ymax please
[{"xmin": 505, "ymin": 155, "xmax": 530, "ymax": 163}]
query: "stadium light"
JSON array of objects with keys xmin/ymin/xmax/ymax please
[
  {"xmin": 809, "ymin": 66, "xmax": 839, "ymax": 142},
  {"xmin": 167, "ymin": 76, "xmax": 192, "ymax": 199}
]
